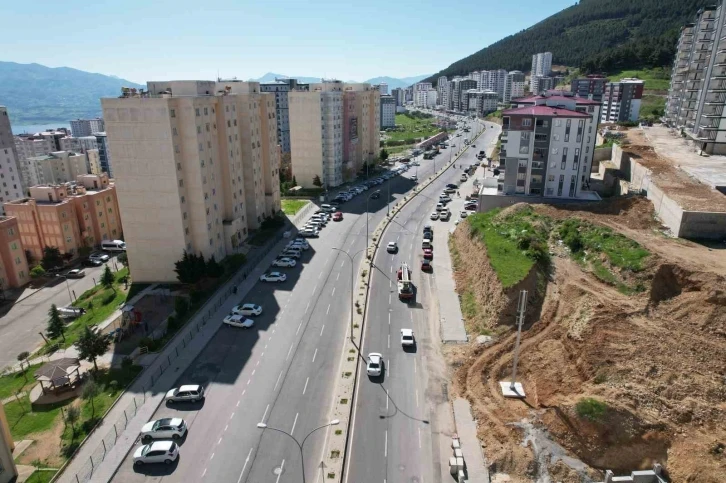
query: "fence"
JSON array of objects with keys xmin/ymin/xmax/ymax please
[{"xmin": 65, "ymin": 230, "xmax": 286, "ymax": 483}]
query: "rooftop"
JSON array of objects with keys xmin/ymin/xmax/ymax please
[{"xmin": 502, "ymin": 106, "xmax": 590, "ymax": 118}]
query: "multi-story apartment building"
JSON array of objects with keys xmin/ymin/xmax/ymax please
[
  {"xmin": 15, "ymin": 134, "xmax": 54, "ymax": 161},
  {"xmin": 87, "ymin": 149, "xmax": 102, "ymax": 174},
  {"xmin": 373, "ymin": 83, "xmax": 388, "ymax": 95},
  {"xmin": 531, "ymin": 52, "xmax": 553, "ymax": 77},
  {"xmin": 380, "ymin": 95, "xmax": 396, "ymax": 128},
  {"xmin": 69, "ymin": 118, "xmax": 105, "ymax": 137},
  {"xmin": 665, "ymin": 4, "xmax": 726, "ymax": 154},
  {"xmin": 504, "ymin": 71, "xmax": 526, "ymax": 103},
  {"xmin": 101, "ymin": 80, "xmax": 280, "ymax": 282},
  {"xmin": 23, "ymin": 151, "xmax": 89, "ymax": 186},
  {"xmin": 94, "ymin": 132, "xmax": 112, "ymax": 177},
  {"xmin": 570, "ymin": 75, "xmax": 607, "ymax": 102},
  {"xmin": 413, "ymin": 82, "xmax": 437, "ymax": 108},
  {"xmin": 4, "ymin": 174, "xmax": 121, "ymax": 262},
  {"xmin": 0, "ymin": 217, "xmax": 30, "ymax": 289},
  {"xmin": 530, "ymin": 75, "xmax": 557, "ymax": 95},
  {"xmin": 450, "ymin": 78, "xmax": 477, "ymax": 112},
  {"xmin": 260, "ymin": 78, "xmax": 309, "ymax": 155},
  {"xmin": 482, "ymin": 69, "xmax": 508, "ymax": 100},
  {"xmin": 497, "ymin": 92, "xmax": 601, "ymax": 198},
  {"xmin": 343, "ymin": 83, "xmax": 380, "ymax": 177},
  {"xmin": 391, "ymin": 88, "xmax": 405, "ymax": 107},
  {"xmin": 437, "ymin": 76, "xmax": 449, "ymax": 110},
  {"xmin": 0, "ymin": 108, "xmax": 25, "ymax": 213},
  {"xmin": 601, "ymin": 78, "xmax": 644, "ymax": 123},
  {"xmin": 466, "ymin": 90, "xmax": 499, "ymax": 117},
  {"xmin": 0, "ymin": 402, "xmax": 18, "ymax": 483}
]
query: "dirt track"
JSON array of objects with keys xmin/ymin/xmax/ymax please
[{"xmin": 448, "ymin": 199, "xmax": 726, "ymax": 482}]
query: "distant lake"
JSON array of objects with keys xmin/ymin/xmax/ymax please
[{"xmin": 12, "ymin": 123, "xmax": 71, "ymax": 135}]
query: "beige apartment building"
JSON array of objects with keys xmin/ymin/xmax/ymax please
[
  {"xmin": 0, "ymin": 402, "xmax": 18, "ymax": 483},
  {"xmin": 23, "ymin": 151, "xmax": 89, "ymax": 186},
  {"xmin": 101, "ymin": 80, "xmax": 281, "ymax": 283},
  {"xmin": 4, "ymin": 174, "xmax": 121, "ymax": 262},
  {"xmin": 87, "ymin": 148, "xmax": 102, "ymax": 174},
  {"xmin": 289, "ymin": 81, "xmax": 380, "ymax": 188},
  {"xmin": 0, "ymin": 217, "xmax": 29, "ymax": 289}
]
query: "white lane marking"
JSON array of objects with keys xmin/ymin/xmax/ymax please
[
  {"xmin": 287, "ymin": 343, "xmax": 294, "ymax": 360},
  {"xmin": 275, "ymin": 460, "xmax": 285, "ymax": 483},
  {"xmin": 318, "ymin": 271, "xmax": 322, "ymax": 279},
  {"xmin": 230, "ymin": 412, "xmax": 235, "ymax": 419},
  {"xmin": 411, "ymin": 312, "xmax": 413, "ymax": 321},
  {"xmin": 312, "ymin": 348, "xmax": 318, "ymax": 362},
  {"xmin": 224, "ymin": 425, "xmax": 228, "ymax": 432},
  {"xmin": 272, "ymin": 328, "xmax": 276, "ymax": 334},
  {"xmin": 303, "ymin": 377, "xmax": 310, "ymax": 395},
  {"xmin": 247, "ymin": 379, "xmax": 251, "ymax": 385},
  {"xmin": 390, "ymin": 265, "xmax": 393, "ymax": 273},
  {"xmin": 388, "ymin": 312, "xmax": 391, "ymax": 325},
  {"xmin": 262, "ymin": 403, "xmax": 270, "ymax": 423},
  {"xmin": 265, "ymin": 344, "xmax": 268, "ymax": 349},
  {"xmin": 296, "ymin": 321, "xmax": 302, "ymax": 335},
  {"xmin": 327, "ymin": 304, "xmax": 331, "ymax": 315},
  {"xmin": 337, "ymin": 272, "xmax": 340, "ymax": 281},
  {"xmin": 384, "ymin": 430, "xmax": 388, "ymax": 458},
  {"xmin": 274, "ymin": 370, "xmax": 283, "ymax": 391},
  {"xmin": 202, "ymin": 468, "xmax": 207, "ymax": 477},
  {"xmin": 210, "ymin": 452, "xmax": 215, "ymax": 460},
  {"xmin": 340, "ymin": 260, "xmax": 345, "ymax": 268},
  {"xmin": 416, "ymin": 390, "xmax": 419, "ymax": 407},
  {"xmin": 237, "ymin": 400, "xmax": 240, "ymax": 407},
  {"xmin": 242, "ymin": 389, "xmax": 246, "ymax": 396},
  {"xmin": 332, "ymin": 286, "xmax": 336, "ymax": 296},
  {"xmin": 389, "ymin": 293, "xmax": 392, "ymax": 304},
  {"xmin": 414, "ymin": 358, "xmax": 417, "ymax": 374},
  {"xmin": 291, "ymin": 412, "xmax": 299, "ymax": 435},
  {"xmin": 320, "ymin": 324, "xmax": 325, "ymax": 336},
  {"xmin": 305, "ymin": 301, "xmax": 310, "ymax": 313},
  {"xmin": 387, "ymin": 334, "xmax": 390, "ymax": 349},
  {"xmin": 387, "ymin": 360, "xmax": 390, "ymax": 377},
  {"xmin": 418, "ymin": 427, "xmax": 422, "ymax": 448},
  {"xmin": 386, "ymin": 389, "xmax": 389, "ymax": 410},
  {"xmin": 252, "ymin": 369, "xmax": 256, "ymax": 376},
  {"xmin": 313, "ymin": 283, "xmax": 318, "ymax": 292},
  {"xmin": 236, "ymin": 448, "xmax": 253, "ymax": 483},
  {"xmin": 256, "ymin": 360, "xmax": 260, "ymax": 367}
]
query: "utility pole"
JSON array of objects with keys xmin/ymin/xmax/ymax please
[{"xmin": 500, "ymin": 290, "xmax": 527, "ymax": 398}]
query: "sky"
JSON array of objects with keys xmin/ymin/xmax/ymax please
[{"xmin": 0, "ymin": 0, "xmax": 576, "ymax": 83}]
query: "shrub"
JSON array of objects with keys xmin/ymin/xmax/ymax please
[
  {"xmin": 575, "ymin": 398, "xmax": 608, "ymax": 421},
  {"xmin": 189, "ymin": 290, "xmax": 204, "ymax": 307},
  {"xmin": 174, "ymin": 297, "xmax": 189, "ymax": 318},
  {"xmin": 120, "ymin": 356, "xmax": 133, "ymax": 370},
  {"xmin": 30, "ymin": 265, "xmax": 46, "ymax": 279},
  {"xmin": 138, "ymin": 337, "xmax": 153, "ymax": 349},
  {"xmin": 166, "ymin": 315, "xmax": 180, "ymax": 332}
]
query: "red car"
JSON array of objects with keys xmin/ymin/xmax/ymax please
[
  {"xmin": 421, "ymin": 259, "xmax": 432, "ymax": 272},
  {"xmin": 333, "ymin": 211, "xmax": 343, "ymax": 221},
  {"xmin": 423, "ymin": 248, "xmax": 433, "ymax": 260}
]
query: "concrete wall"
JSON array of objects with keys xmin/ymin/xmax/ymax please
[
  {"xmin": 477, "ymin": 193, "xmax": 600, "ymax": 212},
  {"xmin": 592, "ymin": 146, "xmax": 611, "ymax": 172}
]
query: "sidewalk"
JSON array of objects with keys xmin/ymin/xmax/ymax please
[
  {"xmin": 453, "ymin": 398, "xmax": 490, "ymax": 483},
  {"xmin": 55, "ymin": 232, "xmax": 292, "ymax": 483}
]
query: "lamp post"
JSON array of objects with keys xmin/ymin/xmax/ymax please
[
  {"xmin": 331, "ymin": 247, "xmax": 365, "ymax": 343},
  {"xmin": 256, "ymin": 419, "xmax": 340, "ymax": 483},
  {"xmin": 365, "ymin": 190, "xmax": 381, "ymax": 249}
]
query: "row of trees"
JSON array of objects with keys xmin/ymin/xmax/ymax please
[{"xmin": 174, "ymin": 251, "xmax": 224, "ymax": 285}]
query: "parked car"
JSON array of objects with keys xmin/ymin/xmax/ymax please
[
  {"xmin": 133, "ymin": 440, "xmax": 179, "ymax": 466},
  {"xmin": 232, "ymin": 303, "xmax": 262, "ymax": 316},
  {"xmin": 439, "ymin": 210, "xmax": 451, "ymax": 221},
  {"xmin": 165, "ymin": 385, "xmax": 204, "ymax": 403},
  {"xmin": 140, "ymin": 418, "xmax": 187, "ymax": 441},
  {"xmin": 82, "ymin": 257, "xmax": 102, "ymax": 267},
  {"xmin": 423, "ymin": 248, "xmax": 434, "ymax": 260},
  {"xmin": 367, "ymin": 353, "xmax": 383, "ymax": 377},
  {"xmin": 421, "ymin": 259, "xmax": 432, "ymax": 272},
  {"xmin": 279, "ymin": 250, "xmax": 301, "ymax": 259},
  {"xmin": 299, "ymin": 230, "xmax": 319, "ymax": 238},
  {"xmin": 65, "ymin": 268, "xmax": 85, "ymax": 278},
  {"xmin": 430, "ymin": 212, "xmax": 439, "ymax": 220},
  {"xmin": 272, "ymin": 257, "xmax": 297, "ymax": 268},
  {"xmin": 370, "ymin": 191, "xmax": 381, "ymax": 199},
  {"xmin": 333, "ymin": 212, "xmax": 343, "ymax": 221},
  {"xmin": 89, "ymin": 253, "xmax": 109, "ymax": 264},
  {"xmin": 260, "ymin": 272, "xmax": 287, "ymax": 282},
  {"xmin": 223, "ymin": 314, "xmax": 255, "ymax": 328},
  {"xmin": 460, "ymin": 210, "xmax": 469, "ymax": 218}
]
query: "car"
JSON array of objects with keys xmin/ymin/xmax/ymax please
[
  {"xmin": 232, "ymin": 303, "xmax": 262, "ymax": 316},
  {"xmin": 223, "ymin": 314, "xmax": 255, "ymax": 328},
  {"xmin": 465, "ymin": 203, "xmax": 478, "ymax": 211},
  {"xmin": 299, "ymin": 230, "xmax": 319, "ymax": 238},
  {"xmin": 141, "ymin": 418, "xmax": 187, "ymax": 441},
  {"xmin": 260, "ymin": 272, "xmax": 287, "ymax": 282},
  {"xmin": 421, "ymin": 259, "xmax": 432, "ymax": 272},
  {"xmin": 286, "ymin": 241, "xmax": 307, "ymax": 251},
  {"xmin": 387, "ymin": 242, "xmax": 398, "ymax": 253},
  {"xmin": 423, "ymin": 248, "xmax": 433, "ymax": 260},
  {"xmin": 133, "ymin": 440, "xmax": 179, "ymax": 466},
  {"xmin": 435, "ymin": 203, "xmax": 444, "ymax": 212},
  {"xmin": 273, "ymin": 257, "xmax": 297, "ymax": 268},
  {"xmin": 430, "ymin": 212, "xmax": 439, "ymax": 220},
  {"xmin": 165, "ymin": 384, "xmax": 204, "ymax": 403},
  {"xmin": 439, "ymin": 195, "xmax": 451, "ymax": 203},
  {"xmin": 280, "ymin": 250, "xmax": 301, "ymax": 259},
  {"xmin": 444, "ymin": 187, "xmax": 456, "ymax": 194},
  {"xmin": 411, "ymin": 175, "xmax": 418, "ymax": 182},
  {"xmin": 367, "ymin": 353, "xmax": 383, "ymax": 377},
  {"xmin": 82, "ymin": 257, "xmax": 102, "ymax": 267},
  {"xmin": 370, "ymin": 192, "xmax": 381, "ymax": 199},
  {"xmin": 446, "ymin": 183, "xmax": 457, "ymax": 189},
  {"xmin": 293, "ymin": 238, "xmax": 310, "ymax": 249},
  {"xmin": 460, "ymin": 174, "xmax": 468, "ymax": 182},
  {"xmin": 401, "ymin": 329, "xmax": 415, "ymax": 346},
  {"xmin": 89, "ymin": 253, "xmax": 109, "ymax": 263},
  {"xmin": 65, "ymin": 268, "xmax": 85, "ymax": 278},
  {"xmin": 333, "ymin": 211, "xmax": 343, "ymax": 221},
  {"xmin": 460, "ymin": 210, "xmax": 469, "ymax": 218},
  {"xmin": 439, "ymin": 210, "xmax": 451, "ymax": 221}
]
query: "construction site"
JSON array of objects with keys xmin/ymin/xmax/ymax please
[{"xmin": 448, "ymin": 197, "xmax": 726, "ymax": 482}]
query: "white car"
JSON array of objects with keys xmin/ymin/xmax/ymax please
[
  {"xmin": 401, "ymin": 329, "xmax": 415, "ymax": 346},
  {"xmin": 293, "ymin": 238, "xmax": 310, "ymax": 249},
  {"xmin": 133, "ymin": 440, "xmax": 179, "ymax": 466},
  {"xmin": 287, "ymin": 241, "xmax": 308, "ymax": 251},
  {"xmin": 387, "ymin": 242, "xmax": 398, "ymax": 253},
  {"xmin": 223, "ymin": 314, "xmax": 255, "ymax": 328},
  {"xmin": 273, "ymin": 257, "xmax": 297, "ymax": 268},
  {"xmin": 260, "ymin": 272, "xmax": 287, "ymax": 282},
  {"xmin": 279, "ymin": 250, "xmax": 301, "ymax": 259},
  {"xmin": 165, "ymin": 384, "xmax": 204, "ymax": 403},
  {"xmin": 141, "ymin": 418, "xmax": 187, "ymax": 441},
  {"xmin": 367, "ymin": 353, "xmax": 383, "ymax": 377},
  {"xmin": 460, "ymin": 210, "xmax": 469, "ymax": 218},
  {"xmin": 430, "ymin": 212, "xmax": 439, "ymax": 220},
  {"xmin": 232, "ymin": 303, "xmax": 262, "ymax": 316}
]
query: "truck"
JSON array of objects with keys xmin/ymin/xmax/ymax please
[{"xmin": 397, "ymin": 263, "xmax": 414, "ymax": 301}]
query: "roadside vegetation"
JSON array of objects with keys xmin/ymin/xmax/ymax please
[{"xmin": 281, "ymin": 199, "xmax": 308, "ymax": 216}]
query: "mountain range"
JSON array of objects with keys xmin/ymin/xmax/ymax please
[
  {"xmin": 249, "ymin": 73, "xmax": 430, "ymax": 91},
  {"xmin": 425, "ymin": 0, "xmax": 712, "ymax": 83}
]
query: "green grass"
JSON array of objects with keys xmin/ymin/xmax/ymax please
[
  {"xmin": 384, "ymin": 114, "xmax": 441, "ymax": 143},
  {"xmin": 0, "ymin": 364, "xmax": 43, "ymax": 400},
  {"xmin": 640, "ymin": 94, "xmax": 666, "ymax": 119},
  {"xmin": 461, "ymin": 291, "xmax": 478, "ymax": 319},
  {"xmin": 3, "ymin": 398, "xmax": 65, "ymax": 440},
  {"xmin": 607, "ymin": 68, "xmax": 670, "ymax": 91},
  {"xmin": 26, "ymin": 470, "xmax": 57, "ymax": 483},
  {"xmin": 559, "ymin": 219, "xmax": 649, "ymax": 272},
  {"xmin": 281, "ymin": 199, "xmax": 309, "ymax": 216},
  {"xmin": 575, "ymin": 397, "xmax": 608, "ymax": 421}
]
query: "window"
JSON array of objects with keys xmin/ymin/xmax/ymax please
[
  {"xmin": 11, "ymin": 242, "xmax": 17, "ymax": 250},
  {"xmin": 7, "ymin": 227, "xmax": 14, "ymax": 235},
  {"xmin": 522, "ymin": 118, "xmax": 531, "ymax": 127},
  {"xmin": 555, "ymin": 119, "xmax": 562, "ymax": 127},
  {"xmin": 197, "ymin": 125, "xmax": 201, "ymax": 134},
  {"xmin": 517, "ymin": 172, "xmax": 526, "ymax": 180},
  {"xmin": 177, "ymin": 163, "xmax": 182, "ymax": 171},
  {"xmin": 183, "ymin": 212, "xmax": 187, "ymax": 220},
  {"xmin": 551, "ymin": 147, "xmax": 558, "ymax": 155},
  {"xmin": 519, "ymin": 145, "xmax": 529, "ymax": 154},
  {"xmin": 179, "ymin": 179, "xmax": 184, "ymax": 187},
  {"xmin": 552, "ymin": 134, "xmax": 559, "ymax": 141},
  {"xmin": 204, "ymin": 107, "xmax": 208, "ymax": 115},
  {"xmin": 15, "ymin": 256, "xmax": 21, "ymax": 265},
  {"xmin": 548, "ymin": 174, "xmax": 555, "ymax": 182},
  {"xmin": 521, "ymin": 132, "xmax": 531, "ymax": 141},
  {"xmin": 557, "ymin": 174, "xmax": 565, "ymax": 196},
  {"xmin": 170, "ymin": 109, "xmax": 176, "ymax": 118},
  {"xmin": 175, "ymin": 144, "xmax": 180, "ymax": 154},
  {"xmin": 181, "ymin": 196, "xmax": 185, "ymax": 203},
  {"xmin": 195, "ymin": 108, "xmax": 200, "ymax": 116}
]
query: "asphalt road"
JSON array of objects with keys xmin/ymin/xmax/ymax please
[
  {"xmin": 111, "ymin": 139, "xmax": 452, "ymax": 483},
  {"xmin": 345, "ymin": 119, "xmax": 499, "ymax": 483},
  {"xmin": 0, "ymin": 256, "xmax": 121, "ymax": 369}
]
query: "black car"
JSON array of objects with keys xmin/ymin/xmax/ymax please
[
  {"xmin": 446, "ymin": 183, "xmax": 457, "ymax": 189},
  {"xmin": 370, "ymin": 192, "xmax": 380, "ymax": 199}
]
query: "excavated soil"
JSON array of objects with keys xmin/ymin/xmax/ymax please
[{"xmin": 448, "ymin": 201, "xmax": 726, "ymax": 482}]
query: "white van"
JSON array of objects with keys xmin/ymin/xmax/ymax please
[
  {"xmin": 321, "ymin": 204, "xmax": 335, "ymax": 213},
  {"xmin": 101, "ymin": 239, "xmax": 126, "ymax": 252},
  {"xmin": 422, "ymin": 239, "xmax": 433, "ymax": 249}
]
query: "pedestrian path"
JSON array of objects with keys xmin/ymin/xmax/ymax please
[{"xmin": 453, "ymin": 398, "xmax": 490, "ymax": 483}]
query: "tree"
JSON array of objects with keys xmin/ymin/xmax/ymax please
[
  {"xmin": 206, "ymin": 256, "xmax": 223, "ymax": 278},
  {"xmin": 380, "ymin": 148, "xmax": 389, "ymax": 163},
  {"xmin": 41, "ymin": 246, "xmax": 63, "ymax": 269},
  {"xmin": 17, "ymin": 352, "xmax": 30, "ymax": 382},
  {"xmin": 174, "ymin": 297, "xmax": 190, "ymax": 318},
  {"xmin": 47, "ymin": 304, "xmax": 66, "ymax": 342},
  {"xmin": 30, "ymin": 266, "xmax": 46, "ymax": 279},
  {"xmin": 81, "ymin": 379, "xmax": 100, "ymax": 419},
  {"xmin": 75, "ymin": 326, "xmax": 110, "ymax": 372},
  {"xmin": 65, "ymin": 405, "xmax": 80, "ymax": 439},
  {"xmin": 101, "ymin": 265, "xmax": 115, "ymax": 294},
  {"xmin": 174, "ymin": 251, "xmax": 206, "ymax": 285},
  {"xmin": 117, "ymin": 252, "xmax": 128, "ymax": 267},
  {"xmin": 25, "ymin": 249, "xmax": 35, "ymax": 267},
  {"xmin": 292, "ymin": 176, "xmax": 297, "ymax": 186},
  {"xmin": 312, "ymin": 175, "xmax": 322, "ymax": 188}
]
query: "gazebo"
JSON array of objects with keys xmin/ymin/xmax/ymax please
[{"xmin": 35, "ymin": 358, "xmax": 82, "ymax": 395}]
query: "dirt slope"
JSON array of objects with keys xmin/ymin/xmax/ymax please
[{"xmin": 448, "ymin": 199, "xmax": 726, "ymax": 482}]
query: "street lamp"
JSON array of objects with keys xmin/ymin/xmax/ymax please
[
  {"xmin": 256, "ymin": 419, "xmax": 340, "ymax": 483},
  {"xmin": 331, "ymin": 247, "xmax": 365, "ymax": 343}
]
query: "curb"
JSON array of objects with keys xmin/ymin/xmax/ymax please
[{"xmin": 323, "ymin": 124, "xmax": 489, "ymax": 481}]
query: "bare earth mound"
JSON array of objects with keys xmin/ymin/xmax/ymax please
[{"xmin": 448, "ymin": 200, "xmax": 726, "ymax": 482}]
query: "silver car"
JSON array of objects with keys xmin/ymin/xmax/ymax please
[
  {"xmin": 165, "ymin": 384, "xmax": 204, "ymax": 403},
  {"xmin": 141, "ymin": 418, "xmax": 187, "ymax": 441}
]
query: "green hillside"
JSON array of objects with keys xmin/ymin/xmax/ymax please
[{"xmin": 426, "ymin": 0, "xmax": 712, "ymax": 83}]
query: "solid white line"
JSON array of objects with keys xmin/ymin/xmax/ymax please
[
  {"xmin": 297, "ymin": 321, "xmax": 302, "ymax": 335},
  {"xmin": 262, "ymin": 403, "xmax": 270, "ymax": 423},
  {"xmin": 303, "ymin": 377, "xmax": 309, "ymax": 395},
  {"xmin": 418, "ymin": 427, "xmax": 422, "ymax": 448},
  {"xmin": 320, "ymin": 324, "xmax": 325, "ymax": 336},
  {"xmin": 202, "ymin": 468, "xmax": 207, "ymax": 477},
  {"xmin": 387, "ymin": 334, "xmax": 390, "ymax": 349},
  {"xmin": 287, "ymin": 343, "xmax": 294, "ymax": 360},
  {"xmin": 274, "ymin": 370, "xmax": 283, "ymax": 391},
  {"xmin": 236, "ymin": 448, "xmax": 253, "ymax": 483},
  {"xmin": 230, "ymin": 412, "xmax": 235, "ymax": 419},
  {"xmin": 416, "ymin": 390, "xmax": 419, "ymax": 407},
  {"xmin": 327, "ymin": 304, "xmax": 330, "ymax": 315},
  {"xmin": 384, "ymin": 430, "xmax": 388, "ymax": 458},
  {"xmin": 210, "ymin": 452, "xmax": 215, "ymax": 460},
  {"xmin": 275, "ymin": 460, "xmax": 285, "ymax": 483},
  {"xmin": 291, "ymin": 412, "xmax": 299, "ymax": 435},
  {"xmin": 312, "ymin": 348, "xmax": 318, "ymax": 362},
  {"xmin": 388, "ymin": 312, "xmax": 391, "ymax": 325},
  {"xmin": 224, "ymin": 425, "xmax": 228, "ymax": 432}
]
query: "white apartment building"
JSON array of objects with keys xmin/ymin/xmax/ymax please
[
  {"xmin": 22, "ymin": 151, "xmax": 89, "ymax": 186},
  {"xmin": 101, "ymin": 80, "xmax": 281, "ymax": 283},
  {"xmin": 601, "ymin": 78, "xmax": 644, "ymax": 123},
  {"xmin": 0, "ymin": 107, "xmax": 25, "ymax": 212},
  {"xmin": 481, "ymin": 70, "xmax": 508, "ymax": 100},
  {"xmin": 373, "ymin": 83, "xmax": 389, "ymax": 95},
  {"xmin": 467, "ymin": 90, "xmax": 499, "ymax": 117},
  {"xmin": 437, "ymin": 76, "xmax": 449, "ymax": 110},
  {"xmin": 69, "ymin": 118, "xmax": 105, "ymax": 137},
  {"xmin": 531, "ymin": 52, "xmax": 553, "ymax": 77},
  {"xmin": 530, "ymin": 75, "xmax": 557, "ymax": 95},
  {"xmin": 413, "ymin": 82, "xmax": 437, "ymax": 108},
  {"xmin": 504, "ymin": 71, "xmax": 526, "ymax": 103},
  {"xmin": 380, "ymin": 95, "xmax": 396, "ymax": 128}
]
